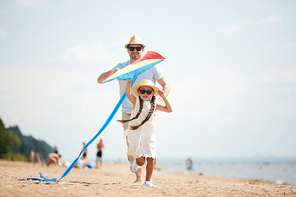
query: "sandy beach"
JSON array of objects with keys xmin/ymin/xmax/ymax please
[{"xmin": 0, "ymin": 159, "xmax": 295, "ymax": 197}]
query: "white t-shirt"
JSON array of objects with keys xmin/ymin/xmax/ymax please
[{"xmin": 112, "ymin": 60, "xmax": 164, "ymax": 114}]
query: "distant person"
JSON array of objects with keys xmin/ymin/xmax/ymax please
[
  {"xmin": 117, "ymin": 79, "xmax": 172, "ymax": 188},
  {"xmin": 96, "ymin": 139, "xmax": 104, "ymax": 168},
  {"xmin": 186, "ymin": 157, "xmax": 194, "ymax": 172},
  {"xmin": 47, "ymin": 151, "xmax": 61, "ymax": 166},
  {"xmin": 30, "ymin": 150, "xmax": 35, "ymax": 164},
  {"xmin": 35, "ymin": 152, "xmax": 42, "ymax": 165},
  {"xmin": 81, "ymin": 142, "xmax": 88, "ymax": 161}
]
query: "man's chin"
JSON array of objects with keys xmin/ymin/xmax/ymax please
[{"xmin": 131, "ymin": 55, "xmax": 140, "ymax": 59}]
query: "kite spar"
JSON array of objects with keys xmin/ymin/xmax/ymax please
[{"xmin": 27, "ymin": 51, "xmax": 165, "ymax": 182}]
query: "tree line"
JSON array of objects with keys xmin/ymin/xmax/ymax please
[{"xmin": 0, "ymin": 117, "xmax": 56, "ymax": 162}]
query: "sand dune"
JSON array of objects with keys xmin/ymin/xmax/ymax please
[{"xmin": 0, "ymin": 159, "xmax": 295, "ymax": 197}]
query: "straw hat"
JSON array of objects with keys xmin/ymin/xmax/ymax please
[
  {"xmin": 125, "ymin": 35, "xmax": 146, "ymax": 49},
  {"xmin": 132, "ymin": 79, "xmax": 159, "ymax": 96}
]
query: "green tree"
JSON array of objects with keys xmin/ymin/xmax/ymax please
[
  {"xmin": 7, "ymin": 130, "xmax": 21, "ymax": 150},
  {"xmin": 0, "ymin": 117, "xmax": 9, "ymax": 157},
  {"xmin": 7, "ymin": 126, "xmax": 55, "ymax": 161}
]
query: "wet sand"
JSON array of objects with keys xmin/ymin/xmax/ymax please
[{"xmin": 0, "ymin": 159, "xmax": 295, "ymax": 197}]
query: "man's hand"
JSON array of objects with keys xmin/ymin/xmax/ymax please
[{"xmin": 97, "ymin": 68, "xmax": 120, "ymax": 83}]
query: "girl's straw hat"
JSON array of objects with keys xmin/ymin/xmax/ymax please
[
  {"xmin": 125, "ymin": 36, "xmax": 146, "ymax": 49},
  {"xmin": 132, "ymin": 79, "xmax": 159, "ymax": 96}
]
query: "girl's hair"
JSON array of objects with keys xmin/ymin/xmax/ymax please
[{"xmin": 117, "ymin": 96, "xmax": 156, "ymax": 130}]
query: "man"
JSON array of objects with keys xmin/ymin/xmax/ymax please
[
  {"xmin": 97, "ymin": 35, "xmax": 170, "ymax": 185},
  {"xmin": 186, "ymin": 157, "xmax": 194, "ymax": 173},
  {"xmin": 30, "ymin": 150, "xmax": 35, "ymax": 165},
  {"xmin": 47, "ymin": 151, "xmax": 61, "ymax": 166},
  {"xmin": 81, "ymin": 142, "xmax": 88, "ymax": 161},
  {"xmin": 96, "ymin": 139, "xmax": 104, "ymax": 168}
]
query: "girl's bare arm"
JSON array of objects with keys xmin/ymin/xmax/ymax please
[
  {"xmin": 126, "ymin": 79, "xmax": 136, "ymax": 106},
  {"xmin": 156, "ymin": 90, "xmax": 172, "ymax": 113}
]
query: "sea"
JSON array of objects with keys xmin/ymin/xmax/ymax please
[
  {"xmin": 89, "ymin": 157, "xmax": 296, "ymax": 185},
  {"xmin": 155, "ymin": 158, "xmax": 296, "ymax": 186}
]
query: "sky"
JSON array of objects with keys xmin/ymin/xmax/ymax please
[{"xmin": 0, "ymin": 0, "xmax": 296, "ymax": 162}]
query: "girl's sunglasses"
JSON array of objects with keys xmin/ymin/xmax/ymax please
[
  {"xmin": 139, "ymin": 90, "xmax": 153, "ymax": 95},
  {"xmin": 129, "ymin": 46, "xmax": 143, "ymax": 51}
]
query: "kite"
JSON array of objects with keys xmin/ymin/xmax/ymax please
[
  {"xmin": 103, "ymin": 51, "xmax": 165, "ymax": 83},
  {"xmin": 27, "ymin": 51, "xmax": 165, "ymax": 182}
]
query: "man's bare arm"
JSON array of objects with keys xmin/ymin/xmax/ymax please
[
  {"xmin": 156, "ymin": 76, "xmax": 171, "ymax": 105},
  {"xmin": 97, "ymin": 68, "xmax": 119, "ymax": 84}
]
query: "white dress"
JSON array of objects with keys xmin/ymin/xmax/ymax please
[{"xmin": 124, "ymin": 96, "xmax": 157, "ymax": 159}]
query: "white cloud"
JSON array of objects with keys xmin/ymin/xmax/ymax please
[
  {"xmin": 0, "ymin": 0, "xmax": 44, "ymax": 15},
  {"xmin": 264, "ymin": 41, "xmax": 296, "ymax": 50},
  {"xmin": 171, "ymin": 69, "xmax": 296, "ymax": 123},
  {"xmin": 0, "ymin": 7, "xmax": 9, "ymax": 15},
  {"xmin": 0, "ymin": 28, "xmax": 7, "ymax": 38},
  {"xmin": 219, "ymin": 16, "xmax": 282, "ymax": 35},
  {"xmin": 281, "ymin": 42, "xmax": 296, "ymax": 49},
  {"xmin": 11, "ymin": 0, "xmax": 44, "ymax": 9},
  {"xmin": 263, "ymin": 43, "xmax": 276, "ymax": 50},
  {"xmin": 57, "ymin": 44, "xmax": 115, "ymax": 64}
]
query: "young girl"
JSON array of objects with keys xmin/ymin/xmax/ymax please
[{"xmin": 118, "ymin": 79, "xmax": 172, "ymax": 188}]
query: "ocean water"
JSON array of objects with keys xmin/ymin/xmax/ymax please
[{"xmin": 161, "ymin": 162, "xmax": 296, "ymax": 185}]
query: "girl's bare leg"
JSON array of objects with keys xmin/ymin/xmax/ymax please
[
  {"xmin": 136, "ymin": 157, "xmax": 145, "ymax": 166},
  {"xmin": 135, "ymin": 167, "xmax": 142, "ymax": 181},
  {"xmin": 145, "ymin": 157, "xmax": 154, "ymax": 181},
  {"xmin": 134, "ymin": 156, "xmax": 145, "ymax": 182}
]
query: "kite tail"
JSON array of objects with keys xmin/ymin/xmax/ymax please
[{"xmin": 27, "ymin": 79, "xmax": 137, "ymax": 182}]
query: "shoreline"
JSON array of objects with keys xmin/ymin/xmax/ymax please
[
  {"xmin": 0, "ymin": 159, "xmax": 296, "ymax": 196},
  {"xmin": 159, "ymin": 161, "xmax": 296, "ymax": 186}
]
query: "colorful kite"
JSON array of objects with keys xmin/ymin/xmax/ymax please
[
  {"xmin": 27, "ymin": 51, "xmax": 165, "ymax": 182},
  {"xmin": 103, "ymin": 51, "xmax": 165, "ymax": 82}
]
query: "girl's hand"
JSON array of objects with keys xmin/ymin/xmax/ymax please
[
  {"xmin": 157, "ymin": 89, "xmax": 165, "ymax": 98},
  {"xmin": 155, "ymin": 89, "xmax": 172, "ymax": 113},
  {"xmin": 127, "ymin": 78, "xmax": 136, "ymax": 83}
]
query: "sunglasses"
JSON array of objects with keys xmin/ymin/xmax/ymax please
[
  {"xmin": 128, "ymin": 46, "xmax": 143, "ymax": 51},
  {"xmin": 139, "ymin": 89, "xmax": 153, "ymax": 95}
]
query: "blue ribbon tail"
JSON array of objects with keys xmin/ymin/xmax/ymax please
[{"xmin": 28, "ymin": 78, "xmax": 137, "ymax": 182}]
